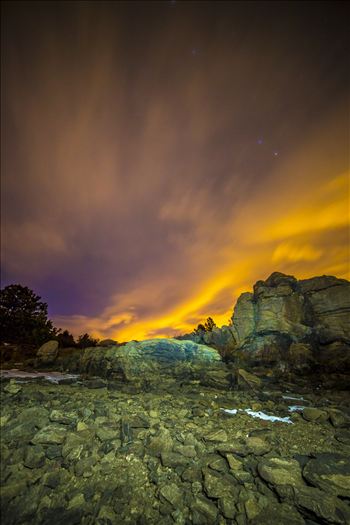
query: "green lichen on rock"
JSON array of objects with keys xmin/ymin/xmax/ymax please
[{"xmin": 79, "ymin": 338, "xmax": 230, "ymax": 389}]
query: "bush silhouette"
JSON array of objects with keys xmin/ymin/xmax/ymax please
[{"xmin": 77, "ymin": 333, "xmax": 99, "ymax": 349}]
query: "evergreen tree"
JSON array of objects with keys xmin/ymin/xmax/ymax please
[
  {"xmin": 56, "ymin": 329, "xmax": 76, "ymax": 348},
  {"xmin": 204, "ymin": 317, "xmax": 216, "ymax": 331},
  {"xmin": 0, "ymin": 284, "xmax": 57, "ymax": 345}
]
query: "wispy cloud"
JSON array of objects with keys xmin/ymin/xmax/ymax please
[{"xmin": 2, "ymin": 2, "xmax": 348, "ymax": 340}]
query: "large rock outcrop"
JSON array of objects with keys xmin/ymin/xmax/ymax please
[
  {"xmin": 180, "ymin": 272, "xmax": 350, "ymax": 371},
  {"xmin": 230, "ymin": 272, "xmax": 350, "ymax": 369},
  {"xmin": 78, "ymin": 338, "xmax": 232, "ymax": 389}
]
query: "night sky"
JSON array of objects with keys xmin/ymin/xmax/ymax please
[{"xmin": 1, "ymin": 1, "xmax": 349, "ymax": 340}]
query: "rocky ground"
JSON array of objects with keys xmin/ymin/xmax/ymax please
[{"xmin": 1, "ymin": 375, "xmax": 350, "ymax": 525}]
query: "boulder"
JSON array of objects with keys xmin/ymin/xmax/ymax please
[
  {"xmin": 178, "ymin": 325, "xmax": 236, "ymax": 359},
  {"xmin": 79, "ymin": 338, "xmax": 231, "ymax": 389},
  {"xmin": 236, "ymin": 368, "xmax": 261, "ymax": 389},
  {"xmin": 36, "ymin": 340, "xmax": 59, "ymax": 365},
  {"xmin": 302, "ymin": 407, "xmax": 328, "ymax": 423},
  {"xmin": 303, "ymin": 453, "xmax": 350, "ymax": 497},
  {"xmin": 293, "ymin": 485, "xmax": 350, "ymax": 524},
  {"xmin": 257, "ymin": 457, "xmax": 304, "ymax": 487}
]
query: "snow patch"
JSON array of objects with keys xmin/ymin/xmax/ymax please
[
  {"xmin": 0, "ymin": 369, "xmax": 79, "ymax": 383},
  {"xmin": 221, "ymin": 407, "xmax": 293, "ymax": 424},
  {"xmin": 288, "ymin": 405, "xmax": 306, "ymax": 412},
  {"xmin": 282, "ymin": 395, "xmax": 305, "ymax": 401}
]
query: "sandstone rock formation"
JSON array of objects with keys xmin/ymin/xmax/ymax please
[{"xmin": 78, "ymin": 338, "xmax": 232, "ymax": 389}]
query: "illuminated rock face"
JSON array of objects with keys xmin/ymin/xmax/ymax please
[
  {"xmin": 230, "ymin": 272, "xmax": 350, "ymax": 369},
  {"xmin": 79, "ymin": 338, "xmax": 231, "ymax": 388}
]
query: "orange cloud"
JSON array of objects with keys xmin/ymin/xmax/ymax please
[{"xmin": 2, "ymin": 4, "xmax": 348, "ymax": 342}]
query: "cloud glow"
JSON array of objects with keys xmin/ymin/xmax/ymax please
[{"xmin": 2, "ymin": 3, "xmax": 348, "ymax": 341}]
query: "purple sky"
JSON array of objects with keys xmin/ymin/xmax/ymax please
[{"xmin": 1, "ymin": 1, "xmax": 349, "ymax": 340}]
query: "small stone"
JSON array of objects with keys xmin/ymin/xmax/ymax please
[
  {"xmin": 226, "ymin": 454, "xmax": 243, "ymax": 470},
  {"xmin": 76, "ymin": 421, "xmax": 88, "ymax": 432},
  {"xmin": 245, "ymin": 436, "xmax": 271, "ymax": 456},
  {"xmin": 302, "ymin": 407, "xmax": 328, "ymax": 422},
  {"xmin": 24, "ymin": 446, "xmax": 46, "ymax": 469},
  {"xmin": 31, "ymin": 425, "xmax": 67, "ymax": 445},
  {"xmin": 219, "ymin": 497, "xmax": 236, "ymax": 519},
  {"xmin": 191, "ymin": 495, "xmax": 218, "ymax": 524},
  {"xmin": 148, "ymin": 428, "xmax": 173, "ymax": 456},
  {"xmin": 43, "ymin": 471, "xmax": 61, "ymax": 489},
  {"xmin": 97, "ymin": 505, "xmax": 117, "ymax": 522},
  {"xmin": 74, "ymin": 456, "xmax": 97, "ymax": 477},
  {"xmin": 258, "ymin": 457, "xmax": 304, "ymax": 487},
  {"xmin": 244, "ymin": 495, "xmax": 261, "ymax": 520},
  {"xmin": 4, "ymin": 380, "xmax": 22, "ymax": 395},
  {"xmin": 159, "ymin": 483, "xmax": 183, "ymax": 508},
  {"xmin": 0, "ymin": 415, "xmax": 10, "ymax": 427},
  {"xmin": 207, "ymin": 455, "xmax": 228, "ymax": 472},
  {"xmin": 217, "ymin": 441, "xmax": 247, "ymax": 457},
  {"xmin": 45, "ymin": 445, "xmax": 62, "ymax": 459},
  {"xmin": 49, "ymin": 410, "xmax": 77, "ymax": 425},
  {"xmin": 84, "ymin": 378, "xmax": 107, "ymax": 389},
  {"xmin": 203, "ymin": 468, "xmax": 236, "ymax": 498},
  {"xmin": 328, "ymin": 409, "xmax": 349, "ymax": 428},
  {"xmin": 204, "ymin": 429, "xmax": 228, "ymax": 442},
  {"xmin": 67, "ymin": 493, "xmax": 85, "ymax": 510},
  {"xmin": 96, "ymin": 427, "xmax": 120, "ymax": 442},
  {"xmin": 175, "ymin": 445, "xmax": 196, "ymax": 458},
  {"xmin": 126, "ymin": 415, "xmax": 150, "ymax": 428},
  {"xmin": 237, "ymin": 368, "xmax": 261, "ymax": 389},
  {"xmin": 62, "ymin": 433, "xmax": 85, "ymax": 460},
  {"xmin": 191, "ymin": 481, "xmax": 202, "ymax": 495},
  {"xmin": 181, "ymin": 466, "xmax": 203, "ymax": 483},
  {"xmin": 161, "ymin": 451, "xmax": 189, "ymax": 468}
]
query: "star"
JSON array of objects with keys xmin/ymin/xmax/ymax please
[
  {"xmin": 273, "ymin": 151, "xmax": 279, "ymax": 156},
  {"xmin": 257, "ymin": 138, "xmax": 263, "ymax": 145},
  {"xmin": 191, "ymin": 48, "xmax": 198, "ymax": 56}
]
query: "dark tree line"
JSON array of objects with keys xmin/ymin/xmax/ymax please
[
  {"xmin": 193, "ymin": 316, "xmax": 217, "ymax": 335},
  {"xmin": 0, "ymin": 284, "xmax": 98, "ymax": 348},
  {"xmin": 193, "ymin": 317, "xmax": 216, "ymax": 334}
]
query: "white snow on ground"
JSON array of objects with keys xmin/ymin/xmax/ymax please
[
  {"xmin": 282, "ymin": 395, "xmax": 305, "ymax": 401},
  {"xmin": 221, "ymin": 407, "xmax": 293, "ymax": 424},
  {"xmin": 0, "ymin": 369, "xmax": 79, "ymax": 384},
  {"xmin": 288, "ymin": 405, "xmax": 306, "ymax": 412}
]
